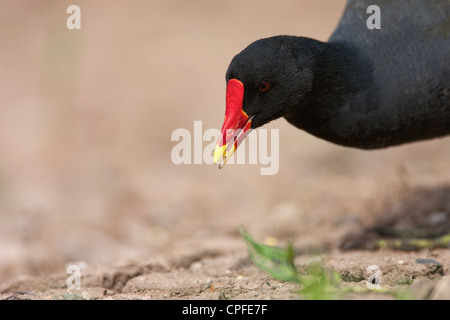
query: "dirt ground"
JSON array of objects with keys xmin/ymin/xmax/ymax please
[{"xmin": 0, "ymin": 1, "xmax": 449, "ymax": 300}]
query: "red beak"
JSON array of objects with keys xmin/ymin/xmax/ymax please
[{"xmin": 214, "ymin": 79, "xmax": 253, "ymax": 168}]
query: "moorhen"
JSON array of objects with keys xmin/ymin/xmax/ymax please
[{"xmin": 214, "ymin": 0, "xmax": 450, "ymax": 167}]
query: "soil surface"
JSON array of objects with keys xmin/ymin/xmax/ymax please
[{"xmin": 0, "ymin": 0, "xmax": 449, "ymax": 300}]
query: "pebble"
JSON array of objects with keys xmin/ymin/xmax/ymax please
[
  {"xmin": 199, "ymin": 280, "xmax": 213, "ymax": 292},
  {"xmin": 81, "ymin": 292, "xmax": 91, "ymax": 300},
  {"xmin": 415, "ymin": 258, "xmax": 442, "ymax": 266},
  {"xmin": 429, "ymin": 212, "xmax": 447, "ymax": 225}
]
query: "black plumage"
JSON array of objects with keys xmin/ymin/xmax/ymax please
[{"xmin": 225, "ymin": 0, "xmax": 450, "ymax": 149}]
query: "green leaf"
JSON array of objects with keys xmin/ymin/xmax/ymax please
[
  {"xmin": 240, "ymin": 227, "xmax": 341, "ymax": 299},
  {"xmin": 299, "ymin": 262, "xmax": 342, "ymax": 300},
  {"xmin": 240, "ymin": 226, "xmax": 419, "ymax": 300},
  {"xmin": 240, "ymin": 226, "xmax": 300, "ymax": 283}
]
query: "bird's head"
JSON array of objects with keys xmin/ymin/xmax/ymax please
[{"xmin": 214, "ymin": 36, "xmax": 314, "ymax": 167}]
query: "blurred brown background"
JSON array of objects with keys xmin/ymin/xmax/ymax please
[{"xmin": 1, "ymin": 0, "xmax": 449, "ymax": 285}]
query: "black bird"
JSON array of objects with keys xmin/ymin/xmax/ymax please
[{"xmin": 214, "ymin": 0, "xmax": 450, "ymax": 167}]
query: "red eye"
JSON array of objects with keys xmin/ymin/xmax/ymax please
[{"xmin": 258, "ymin": 81, "xmax": 270, "ymax": 93}]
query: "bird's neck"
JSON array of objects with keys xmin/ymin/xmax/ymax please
[{"xmin": 285, "ymin": 39, "xmax": 418, "ymax": 149}]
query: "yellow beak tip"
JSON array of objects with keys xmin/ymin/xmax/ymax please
[
  {"xmin": 213, "ymin": 143, "xmax": 236, "ymax": 167},
  {"xmin": 213, "ymin": 145, "xmax": 227, "ymax": 164}
]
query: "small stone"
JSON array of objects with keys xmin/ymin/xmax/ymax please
[
  {"xmin": 200, "ymin": 280, "xmax": 213, "ymax": 292},
  {"xmin": 429, "ymin": 212, "xmax": 447, "ymax": 225},
  {"xmin": 415, "ymin": 258, "xmax": 442, "ymax": 266},
  {"xmin": 103, "ymin": 289, "xmax": 115, "ymax": 296},
  {"xmin": 190, "ymin": 261, "xmax": 202, "ymax": 271},
  {"xmin": 218, "ymin": 291, "xmax": 230, "ymax": 300},
  {"xmin": 81, "ymin": 292, "xmax": 91, "ymax": 300}
]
